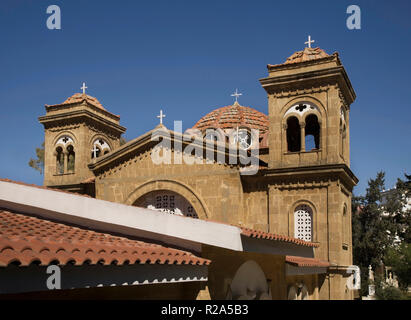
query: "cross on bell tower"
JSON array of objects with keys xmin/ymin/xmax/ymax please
[
  {"xmin": 81, "ymin": 82, "xmax": 88, "ymax": 94},
  {"xmin": 157, "ymin": 109, "xmax": 166, "ymax": 125},
  {"xmin": 304, "ymin": 35, "xmax": 315, "ymax": 48}
]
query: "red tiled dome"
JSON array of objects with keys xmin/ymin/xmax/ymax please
[{"xmin": 193, "ymin": 102, "xmax": 269, "ymax": 133}]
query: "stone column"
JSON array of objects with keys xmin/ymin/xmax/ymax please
[
  {"xmin": 300, "ymin": 122, "xmax": 305, "ymax": 152},
  {"xmin": 63, "ymin": 150, "xmax": 68, "ymax": 174},
  {"xmin": 282, "ymin": 123, "xmax": 288, "ymax": 154}
]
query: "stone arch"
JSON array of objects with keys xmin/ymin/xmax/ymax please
[
  {"xmin": 281, "ymin": 97, "xmax": 327, "ymax": 154},
  {"xmin": 280, "ymin": 96, "xmax": 327, "ymax": 120},
  {"xmin": 53, "ymin": 133, "xmax": 77, "ymax": 175},
  {"xmin": 52, "ymin": 131, "xmax": 77, "ymax": 147},
  {"xmin": 288, "ymin": 200, "xmax": 318, "ymax": 242},
  {"xmin": 90, "ymin": 134, "xmax": 113, "ymax": 159},
  {"xmin": 228, "ymin": 260, "xmax": 271, "ymax": 300},
  {"xmin": 89, "ymin": 133, "xmax": 113, "ymax": 151},
  {"xmin": 124, "ymin": 179, "xmax": 210, "ymax": 220}
]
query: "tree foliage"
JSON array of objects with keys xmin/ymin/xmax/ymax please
[
  {"xmin": 352, "ymin": 171, "xmax": 411, "ymax": 297},
  {"xmin": 28, "ymin": 142, "xmax": 45, "ymax": 175},
  {"xmin": 352, "ymin": 172, "xmax": 396, "ymax": 269},
  {"xmin": 385, "ymin": 243, "xmax": 411, "ymax": 291}
]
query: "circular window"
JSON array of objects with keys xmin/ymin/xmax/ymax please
[{"xmin": 232, "ymin": 129, "xmax": 253, "ymax": 150}]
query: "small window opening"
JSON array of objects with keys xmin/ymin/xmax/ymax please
[
  {"xmin": 56, "ymin": 146, "xmax": 64, "ymax": 174},
  {"xmin": 305, "ymin": 114, "xmax": 320, "ymax": 151},
  {"xmin": 67, "ymin": 145, "xmax": 75, "ymax": 172},
  {"xmin": 286, "ymin": 116, "xmax": 301, "ymax": 152}
]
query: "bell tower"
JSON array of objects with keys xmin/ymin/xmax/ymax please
[
  {"xmin": 260, "ymin": 45, "xmax": 359, "ymax": 299},
  {"xmin": 39, "ymin": 87, "xmax": 126, "ymax": 194},
  {"xmin": 260, "ymin": 46, "xmax": 355, "ymax": 168}
]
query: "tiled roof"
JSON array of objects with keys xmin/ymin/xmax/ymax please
[
  {"xmin": 240, "ymin": 227, "xmax": 319, "ymax": 248},
  {"xmin": 0, "ymin": 209, "xmax": 210, "ymax": 267},
  {"xmin": 45, "ymin": 93, "xmax": 121, "ymax": 119},
  {"xmin": 193, "ymin": 102, "xmax": 269, "ymax": 135},
  {"xmin": 285, "ymin": 255, "xmax": 330, "ymax": 267},
  {"xmin": 268, "ymin": 47, "xmax": 330, "ymax": 68},
  {"xmin": 61, "ymin": 93, "xmax": 106, "ymax": 110},
  {"xmin": 284, "ymin": 47, "xmax": 329, "ymax": 65}
]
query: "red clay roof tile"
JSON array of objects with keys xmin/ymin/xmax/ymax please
[
  {"xmin": 240, "ymin": 227, "xmax": 319, "ymax": 248},
  {"xmin": 46, "ymin": 93, "xmax": 121, "ymax": 119},
  {"xmin": 193, "ymin": 102, "xmax": 269, "ymax": 135},
  {"xmin": 0, "ymin": 209, "xmax": 210, "ymax": 267},
  {"xmin": 285, "ymin": 255, "xmax": 330, "ymax": 267}
]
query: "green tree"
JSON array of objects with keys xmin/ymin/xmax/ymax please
[
  {"xmin": 28, "ymin": 142, "xmax": 45, "ymax": 174},
  {"xmin": 386, "ymin": 173, "xmax": 411, "ymax": 243},
  {"xmin": 352, "ymin": 172, "xmax": 396, "ymax": 268},
  {"xmin": 385, "ymin": 242, "xmax": 411, "ymax": 291},
  {"xmin": 375, "ymin": 275, "xmax": 408, "ymax": 300}
]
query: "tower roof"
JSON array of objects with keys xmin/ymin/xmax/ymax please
[
  {"xmin": 284, "ymin": 47, "xmax": 329, "ymax": 65},
  {"xmin": 193, "ymin": 101, "xmax": 269, "ymax": 133},
  {"xmin": 60, "ymin": 93, "xmax": 106, "ymax": 110},
  {"xmin": 44, "ymin": 92, "xmax": 122, "ymax": 121}
]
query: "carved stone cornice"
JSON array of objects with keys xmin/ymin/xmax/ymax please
[
  {"xmin": 268, "ymin": 85, "xmax": 330, "ymax": 99},
  {"xmin": 261, "ymin": 163, "xmax": 358, "ymax": 191}
]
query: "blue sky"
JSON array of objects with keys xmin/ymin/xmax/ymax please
[{"xmin": 0, "ymin": 0, "xmax": 410, "ymax": 195}]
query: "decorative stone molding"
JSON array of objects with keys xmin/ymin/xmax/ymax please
[
  {"xmin": 270, "ymin": 85, "xmax": 330, "ymax": 99},
  {"xmin": 48, "ymin": 124, "xmax": 81, "ymax": 132}
]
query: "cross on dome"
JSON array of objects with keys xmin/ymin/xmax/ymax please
[
  {"xmin": 157, "ymin": 109, "xmax": 166, "ymax": 125},
  {"xmin": 305, "ymin": 35, "xmax": 315, "ymax": 48},
  {"xmin": 81, "ymin": 82, "xmax": 88, "ymax": 94},
  {"xmin": 231, "ymin": 88, "xmax": 242, "ymax": 103}
]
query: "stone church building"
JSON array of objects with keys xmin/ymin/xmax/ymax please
[{"xmin": 0, "ymin": 45, "xmax": 359, "ymax": 300}]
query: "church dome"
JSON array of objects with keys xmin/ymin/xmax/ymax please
[
  {"xmin": 284, "ymin": 47, "xmax": 329, "ymax": 65},
  {"xmin": 193, "ymin": 101, "xmax": 269, "ymax": 133}
]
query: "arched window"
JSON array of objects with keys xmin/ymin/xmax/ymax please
[
  {"xmin": 91, "ymin": 138, "xmax": 111, "ymax": 159},
  {"xmin": 231, "ymin": 128, "xmax": 254, "ymax": 150},
  {"xmin": 305, "ymin": 114, "xmax": 320, "ymax": 151},
  {"xmin": 55, "ymin": 146, "xmax": 64, "ymax": 174},
  {"xmin": 55, "ymin": 135, "xmax": 75, "ymax": 174},
  {"xmin": 286, "ymin": 117, "xmax": 301, "ymax": 152},
  {"xmin": 137, "ymin": 190, "xmax": 198, "ymax": 218},
  {"xmin": 67, "ymin": 145, "xmax": 75, "ymax": 172},
  {"xmin": 294, "ymin": 204, "xmax": 313, "ymax": 242}
]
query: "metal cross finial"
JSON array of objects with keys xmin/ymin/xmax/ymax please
[
  {"xmin": 81, "ymin": 82, "xmax": 88, "ymax": 94},
  {"xmin": 231, "ymin": 88, "xmax": 242, "ymax": 103},
  {"xmin": 157, "ymin": 109, "xmax": 166, "ymax": 125},
  {"xmin": 305, "ymin": 35, "xmax": 315, "ymax": 48}
]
